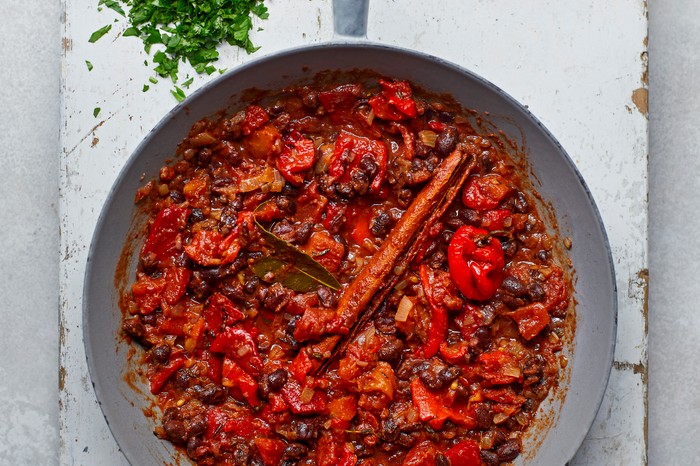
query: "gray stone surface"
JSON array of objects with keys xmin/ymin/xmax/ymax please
[
  {"xmin": 0, "ymin": 0, "xmax": 61, "ymax": 465},
  {"xmin": 648, "ymin": 1, "xmax": 700, "ymax": 464}
]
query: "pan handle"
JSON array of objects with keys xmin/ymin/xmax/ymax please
[{"xmin": 333, "ymin": 0, "xmax": 369, "ymax": 38}]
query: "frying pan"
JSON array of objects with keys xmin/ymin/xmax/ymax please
[{"xmin": 84, "ymin": 1, "xmax": 617, "ymax": 464}]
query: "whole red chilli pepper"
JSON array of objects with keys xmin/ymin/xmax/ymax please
[{"xmin": 448, "ymin": 225, "xmax": 505, "ymax": 301}]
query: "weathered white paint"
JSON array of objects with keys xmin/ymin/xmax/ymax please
[{"xmin": 60, "ymin": 0, "xmax": 648, "ymax": 464}]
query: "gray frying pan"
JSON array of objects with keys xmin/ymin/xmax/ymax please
[{"xmin": 83, "ymin": 1, "xmax": 617, "ymax": 464}]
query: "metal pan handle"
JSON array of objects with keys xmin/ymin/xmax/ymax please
[{"xmin": 333, "ymin": 0, "xmax": 369, "ymax": 38}]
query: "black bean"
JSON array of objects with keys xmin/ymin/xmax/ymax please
[
  {"xmin": 440, "ymin": 229, "xmax": 454, "ymax": 245},
  {"xmin": 276, "ymin": 195, "xmax": 297, "ymax": 215},
  {"xmin": 194, "ymin": 384, "xmax": 227, "ymax": 405},
  {"xmin": 267, "ymin": 369, "xmax": 288, "ymax": 391},
  {"xmin": 435, "ymin": 453, "xmax": 450, "ymax": 466},
  {"xmin": 293, "ymin": 420, "xmax": 318, "ymax": 440},
  {"xmin": 378, "ymin": 337, "xmax": 403, "ymax": 363},
  {"xmin": 283, "ymin": 443, "xmax": 309, "ymax": 460},
  {"xmin": 335, "ymin": 182, "xmax": 354, "ymax": 198},
  {"xmin": 513, "ymin": 191, "xmax": 529, "ymax": 213},
  {"xmin": 244, "ymin": 275, "xmax": 260, "ymax": 295},
  {"xmin": 163, "ymin": 419, "xmax": 188, "ymax": 443},
  {"xmin": 381, "ymin": 418, "xmax": 400, "ymax": 442},
  {"xmin": 197, "ymin": 147, "xmax": 212, "ymax": 166},
  {"xmin": 122, "ymin": 317, "xmax": 145, "ymax": 339},
  {"xmin": 370, "ymin": 211, "xmax": 392, "ymax": 236},
  {"xmin": 140, "ymin": 313, "xmax": 157, "ymax": 326},
  {"xmin": 187, "ymin": 414, "xmax": 208, "ymax": 437},
  {"xmin": 436, "ymin": 127, "xmax": 457, "ymax": 155},
  {"xmin": 264, "ymin": 282, "xmax": 290, "ymax": 310},
  {"xmin": 359, "ymin": 155, "xmax": 378, "ymax": 177},
  {"xmin": 189, "ymin": 208, "xmax": 205, "ymax": 223},
  {"xmin": 480, "ymin": 450, "xmax": 500, "ymax": 465},
  {"xmin": 169, "ymin": 190, "xmax": 185, "ymax": 204},
  {"xmin": 419, "ymin": 368, "xmax": 444, "ymax": 390},
  {"xmin": 475, "ymin": 405, "xmax": 492, "ymax": 430},
  {"xmin": 439, "ymin": 366, "xmax": 461, "ymax": 383},
  {"xmin": 350, "ymin": 169, "xmax": 370, "ymax": 195},
  {"xmin": 397, "ymin": 188, "xmax": 414, "ymax": 208},
  {"xmin": 317, "ymin": 286, "xmax": 337, "ymax": 308},
  {"xmin": 294, "ymin": 221, "xmax": 313, "ymax": 244},
  {"xmin": 528, "ymin": 282, "xmax": 546, "ymax": 301},
  {"xmin": 232, "ymin": 444, "xmax": 251, "ymax": 466},
  {"xmin": 496, "ymin": 439, "xmax": 521, "ymax": 462},
  {"xmin": 151, "ymin": 344, "xmax": 171, "ymax": 364},
  {"xmin": 501, "ymin": 275, "xmax": 526, "ymax": 297},
  {"xmin": 186, "ymin": 436, "xmax": 204, "ymax": 459},
  {"xmin": 173, "ymin": 368, "xmax": 192, "ymax": 389}
]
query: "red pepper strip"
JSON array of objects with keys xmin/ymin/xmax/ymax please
[
  {"xmin": 478, "ymin": 349, "xmax": 521, "ymax": 385},
  {"xmin": 276, "ymin": 130, "xmax": 316, "ymax": 185},
  {"xmin": 161, "ymin": 267, "xmax": 190, "ymax": 305},
  {"xmin": 141, "ymin": 205, "xmax": 189, "ymax": 265},
  {"xmin": 402, "ymin": 440, "xmax": 437, "ymax": 466},
  {"xmin": 346, "ymin": 205, "xmax": 374, "ymax": 246},
  {"xmin": 131, "ymin": 273, "xmax": 165, "ymax": 314},
  {"xmin": 410, "ymin": 379, "xmax": 474, "ymax": 430},
  {"xmin": 149, "ymin": 355, "xmax": 186, "ymax": 394},
  {"xmin": 418, "ymin": 265, "xmax": 448, "ymax": 358},
  {"xmin": 444, "ymin": 440, "xmax": 481, "ymax": 466},
  {"xmin": 318, "ymin": 83, "xmax": 362, "ymax": 113},
  {"xmin": 221, "ymin": 357, "xmax": 260, "ymax": 407},
  {"xmin": 462, "ymin": 174, "xmax": 512, "ymax": 211},
  {"xmin": 448, "ymin": 225, "xmax": 505, "ymax": 301},
  {"xmin": 321, "ymin": 202, "xmax": 346, "ymax": 232},
  {"xmin": 439, "ymin": 341, "xmax": 469, "ymax": 364},
  {"xmin": 210, "ymin": 327, "xmax": 263, "ymax": 376},
  {"xmin": 198, "ymin": 350, "xmax": 222, "ymax": 384},
  {"xmin": 369, "ymin": 79, "xmax": 418, "ymax": 122},
  {"xmin": 338, "ymin": 442, "xmax": 358, "ymax": 466},
  {"xmin": 281, "ymin": 380, "xmax": 328, "ymax": 415},
  {"xmin": 204, "ymin": 292, "xmax": 244, "ymax": 334},
  {"xmin": 289, "ymin": 349, "xmax": 314, "ymax": 383},
  {"xmin": 328, "ymin": 131, "xmax": 387, "ymax": 194},
  {"xmin": 241, "ymin": 104, "xmax": 270, "ymax": 135},
  {"xmin": 508, "ymin": 302, "xmax": 551, "ymax": 340},
  {"xmin": 184, "ymin": 229, "xmax": 223, "ymax": 266},
  {"xmin": 254, "ymin": 438, "xmax": 286, "ymax": 466},
  {"xmin": 328, "ymin": 395, "xmax": 357, "ymax": 430}
]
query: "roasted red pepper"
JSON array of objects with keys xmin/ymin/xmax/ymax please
[
  {"xmin": 276, "ymin": 130, "xmax": 316, "ymax": 185},
  {"xmin": 241, "ymin": 105, "xmax": 270, "ymax": 135},
  {"xmin": 318, "ymin": 83, "xmax": 362, "ymax": 113},
  {"xmin": 289, "ymin": 349, "xmax": 314, "ymax": 383},
  {"xmin": 210, "ymin": 327, "xmax": 263, "ymax": 376},
  {"xmin": 509, "ymin": 302, "xmax": 551, "ymax": 340},
  {"xmin": 149, "ymin": 354, "xmax": 186, "ymax": 394},
  {"xmin": 480, "ymin": 209, "xmax": 512, "ymax": 231},
  {"xmin": 478, "ymin": 349, "xmax": 521, "ymax": 385},
  {"xmin": 448, "ymin": 225, "xmax": 505, "ymax": 301},
  {"xmin": 462, "ymin": 174, "xmax": 512, "ymax": 211},
  {"xmin": 418, "ymin": 264, "xmax": 448, "ymax": 358},
  {"xmin": 368, "ymin": 79, "xmax": 418, "ymax": 121},
  {"xmin": 281, "ymin": 380, "xmax": 328, "ymax": 415},
  {"xmin": 444, "ymin": 440, "xmax": 481, "ymax": 466},
  {"xmin": 131, "ymin": 273, "xmax": 165, "ymax": 314},
  {"xmin": 161, "ymin": 267, "xmax": 190, "ymax": 305},
  {"xmin": 410, "ymin": 379, "xmax": 475, "ymax": 430},
  {"xmin": 254, "ymin": 437, "xmax": 286, "ymax": 466},
  {"xmin": 221, "ymin": 357, "xmax": 260, "ymax": 407},
  {"xmin": 141, "ymin": 205, "xmax": 189, "ymax": 265},
  {"xmin": 204, "ymin": 292, "xmax": 244, "ymax": 334}
]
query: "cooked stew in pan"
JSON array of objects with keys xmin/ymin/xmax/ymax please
[{"xmin": 120, "ymin": 75, "xmax": 571, "ymax": 466}]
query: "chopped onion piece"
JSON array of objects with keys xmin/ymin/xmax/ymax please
[
  {"xmin": 493, "ymin": 412, "xmax": 509, "ymax": 424},
  {"xmin": 418, "ymin": 130, "xmax": 438, "ymax": 148},
  {"xmin": 395, "ymin": 296, "xmax": 414, "ymax": 322},
  {"xmin": 300, "ymin": 386, "xmax": 315, "ymax": 403}
]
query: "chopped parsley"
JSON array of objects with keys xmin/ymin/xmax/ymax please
[
  {"xmin": 98, "ymin": 0, "xmax": 269, "ymax": 90},
  {"xmin": 86, "ymin": 60, "xmax": 94, "ymax": 71},
  {"xmin": 93, "ymin": 107, "xmax": 102, "ymax": 117},
  {"xmin": 89, "ymin": 24, "xmax": 112, "ymax": 43},
  {"xmin": 171, "ymin": 86, "xmax": 186, "ymax": 103}
]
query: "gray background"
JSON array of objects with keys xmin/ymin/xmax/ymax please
[{"xmin": 0, "ymin": 0, "xmax": 692, "ymax": 464}]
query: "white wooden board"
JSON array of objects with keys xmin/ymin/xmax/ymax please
[{"xmin": 59, "ymin": 1, "xmax": 648, "ymax": 464}]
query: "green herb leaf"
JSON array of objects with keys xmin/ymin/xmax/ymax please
[
  {"xmin": 171, "ymin": 86, "xmax": 186, "ymax": 102},
  {"xmin": 89, "ymin": 24, "xmax": 112, "ymax": 43},
  {"xmin": 98, "ymin": 0, "xmax": 125, "ymax": 16},
  {"xmin": 85, "ymin": 60, "xmax": 93, "ymax": 71},
  {"xmin": 93, "ymin": 107, "xmax": 101, "ymax": 117},
  {"xmin": 142, "ymin": 84, "xmax": 150, "ymax": 92},
  {"xmin": 96, "ymin": 0, "xmax": 269, "ymax": 84},
  {"xmin": 252, "ymin": 208, "xmax": 341, "ymax": 292}
]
